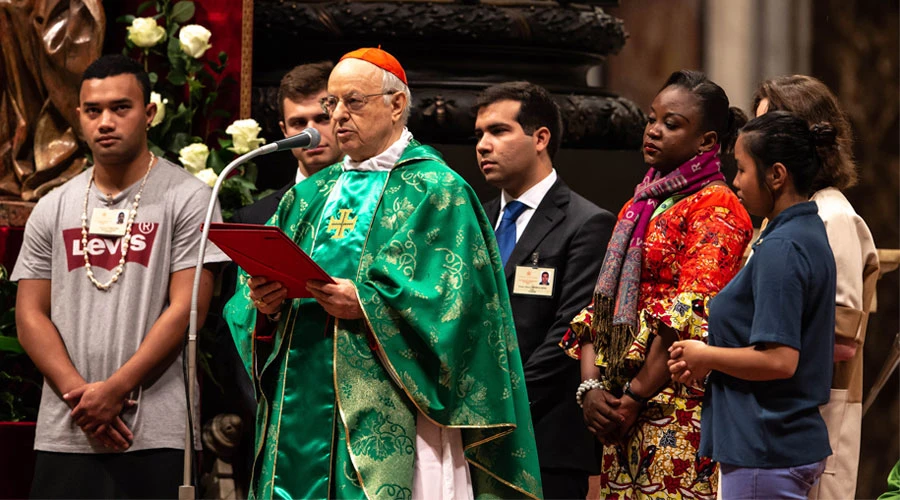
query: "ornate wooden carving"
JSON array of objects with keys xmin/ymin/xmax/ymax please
[
  {"xmin": 251, "ymin": 0, "xmax": 646, "ymax": 150},
  {"xmin": 253, "ymin": 1, "xmax": 626, "ymax": 59}
]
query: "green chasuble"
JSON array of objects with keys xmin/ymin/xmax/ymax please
[{"xmin": 225, "ymin": 141, "xmax": 543, "ymax": 500}]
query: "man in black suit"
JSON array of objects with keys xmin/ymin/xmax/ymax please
[
  {"xmin": 475, "ymin": 82, "xmax": 616, "ymax": 499},
  {"xmin": 231, "ymin": 61, "xmax": 343, "ymax": 224}
]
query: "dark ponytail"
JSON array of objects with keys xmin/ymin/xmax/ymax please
[
  {"xmin": 721, "ymin": 106, "xmax": 748, "ymax": 155},
  {"xmin": 660, "ymin": 70, "xmax": 746, "ymax": 155},
  {"xmin": 740, "ymin": 111, "xmax": 837, "ymax": 196}
]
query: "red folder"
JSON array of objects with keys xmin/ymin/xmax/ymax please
[{"xmin": 206, "ymin": 222, "xmax": 334, "ymax": 298}]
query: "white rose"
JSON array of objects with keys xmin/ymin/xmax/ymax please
[
  {"xmin": 225, "ymin": 119, "xmax": 266, "ymax": 154},
  {"xmin": 179, "ymin": 24, "xmax": 212, "ymax": 59},
  {"xmin": 194, "ymin": 168, "xmax": 218, "ymax": 188},
  {"xmin": 127, "ymin": 17, "xmax": 166, "ymax": 48},
  {"xmin": 178, "ymin": 143, "xmax": 210, "ymax": 175},
  {"xmin": 149, "ymin": 92, "xmax": 168, "ymax": 128}
]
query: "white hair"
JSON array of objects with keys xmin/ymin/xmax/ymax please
[{"xmin": 381, "ymin": 69, "xmax": 411, "ymax": 126}]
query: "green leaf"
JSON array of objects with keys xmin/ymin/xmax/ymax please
[
  {"xmin": 208, "ymin": 149, "xmax": 225, "ymax": 174},
  {"xmin": 137, "ymin": 0, "xmax": 157, "ymax": 15},
  {"xmin": 222, "ymin": 177, "xmax": 256, "ymax": 207},
  {"xmin": 167, "ymin": 70, "xmax": 186, "ymax": 86},
  {"xmin": 148, "ymin": 71, "xmax": 158, "ymax": 86},
  {"xmin": 170, "ymin": 1, "xmax": 195, "ymax": 24},
  {"xmin": 196, "ymin": 69, "xmax": 215, "ymax": 86},
  {"xmin": 188, "ymin": 77, "xmax": 204, "ymax": 96},
  {"xmin": 242, "ymin": 163, "xmax": 258, "ymax": 184},
  {"xmin": 229, "ymin": 175, "xmax": 257, "ymax": 192},
  {"xmin": 116, "ymin": 15, "xmax": 136, "ymax": 24},
  {"xmin": 218, "ymin": 51, "xmax": 227, "ymax": 65},
  {"xmin": 217, "ymin": 138, "xmax": 232, "ymax": 149},
  {"xmin": 167, "ymin": 30, "xmax": 185, "ymax": 65},
  {"xmin": 0, "ymin": 336, "xmax": 23, "ymax": 354},
  {"xmin": 170, "ymin": 132, "xmax": 193, "ymax": 154},
  {"xmin": 166, "ymin": 21, "xmax": 181, "ymax": 37},
  {"xmin": 187, "ymin": 57, "xmax": 205, "ymax": 75},
  {"xmin": 203, "ymin": 91, "xmax": 218, "ymax": 115},
  {"xmin": 149, "ymin": 144, "xmax": 167, "ymax": 159},
  {"xmin": 255, "ymin": 188, "xmax": 276, "ymax": 201},
  {"xmin": 214, "ymin": 56, "xmax": 227, "ymax": 74}
]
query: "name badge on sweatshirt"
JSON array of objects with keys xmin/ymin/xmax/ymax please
[
  {"xmin": 89, "ymin": 208, "xmax": 129, "ymax": 237},
  {"xmin": 513, "ymin": 265, "xmax": 555, "ymax": 297}
]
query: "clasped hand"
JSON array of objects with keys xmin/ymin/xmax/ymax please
[
  {"xmin": 581, "ymin": 389, "xmax": 643, "ymax": 444},
  {"xmin": 64, "ymin": 381, "xmax": 135, "ymax": 451},
  {"xmin": 247, "ymin": 276, "xmax": 363, "ymax": 320},
  {"xmin": 667, "ymin": 340, "xmax": 711, "ymax": 386}
]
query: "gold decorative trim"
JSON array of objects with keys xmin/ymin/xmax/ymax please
[
  {"xmin": 327, "ymin": 404, "xmax": 337, "ymax": 499},
  {"xmin": 462, "ymin": 427, "xmax": 515, "ymax": 450},
  {"xmin": 333, "ymin": 319, "xmax": 373, "ymax": 500},
  {"xmin": 330, "ymin": 166, "xmax": 393, "ymax": 500},
  {"xmin": 467, "ymin": 457, "xmax": 541, "ymax": 500},
  {"xmin": 252, "ymin": 391, "xmax": 269, "ymax": 495},
  {"xmin": 240, "ymin": 0, "xmax": 254, "ymax": 118},
  {"xmin": 261, "ymin": 305, "xmax": 299, "ymax": 499}
]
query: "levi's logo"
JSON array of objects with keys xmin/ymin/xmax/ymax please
[{"xmin": 63, "ymin": 223, "xmax": 158, "ymax": 271}]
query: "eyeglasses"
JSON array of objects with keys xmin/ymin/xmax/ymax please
[{"xmin": 319, "ymin": 92, "xmax": 397, "ymax": 117}]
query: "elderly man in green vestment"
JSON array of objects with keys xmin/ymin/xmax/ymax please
[{"xmin": 224, "ymin": 48, "xmax": 543, "ymax": 500}]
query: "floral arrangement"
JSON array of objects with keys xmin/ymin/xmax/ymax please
[{"xmin": 121, "ymin": 0, "xmax": 264, "ymax": 218}]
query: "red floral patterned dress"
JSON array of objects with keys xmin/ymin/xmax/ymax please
[{"xmin": 562, "ymin": 183, "xmax": 752, "ymax": 499}]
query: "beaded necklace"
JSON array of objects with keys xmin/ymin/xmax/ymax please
[{"xmin": 81, "ymin": 152, "xmax": 155, "ymax": 291}]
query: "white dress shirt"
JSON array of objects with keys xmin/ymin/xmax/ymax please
[
  {"xmin": 494, "ymin": 169, "xmax": 558, "ymax": 242},
  {"xmin": 342, "ymin": 128, "xmax": 413, "ymax": 172}
]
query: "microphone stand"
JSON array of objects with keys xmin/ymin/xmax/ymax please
[{"xmin": 179, "ymin": 142, "xmax": 278, "ymax": 499}]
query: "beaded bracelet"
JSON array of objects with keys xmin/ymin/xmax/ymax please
[{"xmin": 576, "ymin": 378, "xmax": 605, "ymax": 408}]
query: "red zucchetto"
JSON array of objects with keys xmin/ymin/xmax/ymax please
[{"xmin": 339, "ymin": 47, "xmax": 407, "ymax": 85}]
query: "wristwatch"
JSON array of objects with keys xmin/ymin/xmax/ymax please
[{"xmin": 623, "ymin": 380, "xmax": 649, "ymax": 405}]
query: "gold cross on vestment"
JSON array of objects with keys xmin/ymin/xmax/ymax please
[{"xmin": 327, "ymin": 209, "xmax": 357, "ymax": 239}]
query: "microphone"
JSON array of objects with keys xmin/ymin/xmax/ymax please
[{"xmin": 273, "ymin": 128, "xmax": 321, "ymax": 151}]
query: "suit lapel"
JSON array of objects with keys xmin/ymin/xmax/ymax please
[
  {"xmin": 504, "ymin": 180, "xmax": 569, "ymax": 278},
  {"xmin": 485, "ymin": 197, "xmax": 500, "ymax": 228}
]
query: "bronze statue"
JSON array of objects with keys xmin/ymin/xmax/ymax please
[{"xmin": 0, "ymin": 0, "xmax": 104, "ymax": 201}]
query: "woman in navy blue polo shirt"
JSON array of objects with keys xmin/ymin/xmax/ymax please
[{"xmin": 667, "ymin": 110, "xmax": 838, "ymax": 499}]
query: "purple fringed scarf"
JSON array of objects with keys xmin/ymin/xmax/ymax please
[{"xmin": 592, "ymin": 147, "xmax": 725, "ymax": 379}]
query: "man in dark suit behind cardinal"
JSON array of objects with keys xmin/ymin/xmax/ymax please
[
  {"xmin": 476, "ymin": 81, "xmax": 616, "ymax": 499},
  {"xmin": 231, "ymin": 61, "xmax": 343, "ymax": 225}
]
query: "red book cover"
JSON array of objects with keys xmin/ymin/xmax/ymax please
[{"xmin": 206, "ymin": 223, "xmax": 334, "ymax": 298}]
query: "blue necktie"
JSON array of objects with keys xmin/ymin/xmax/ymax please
[{"xmin": 495, "ymin": 200, "xmax": 527, "ymax": 267}]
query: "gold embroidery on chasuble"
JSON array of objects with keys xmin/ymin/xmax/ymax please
[{"xmin": 328, "ymin": 208, "xmax": 358, "ymax": 239}]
